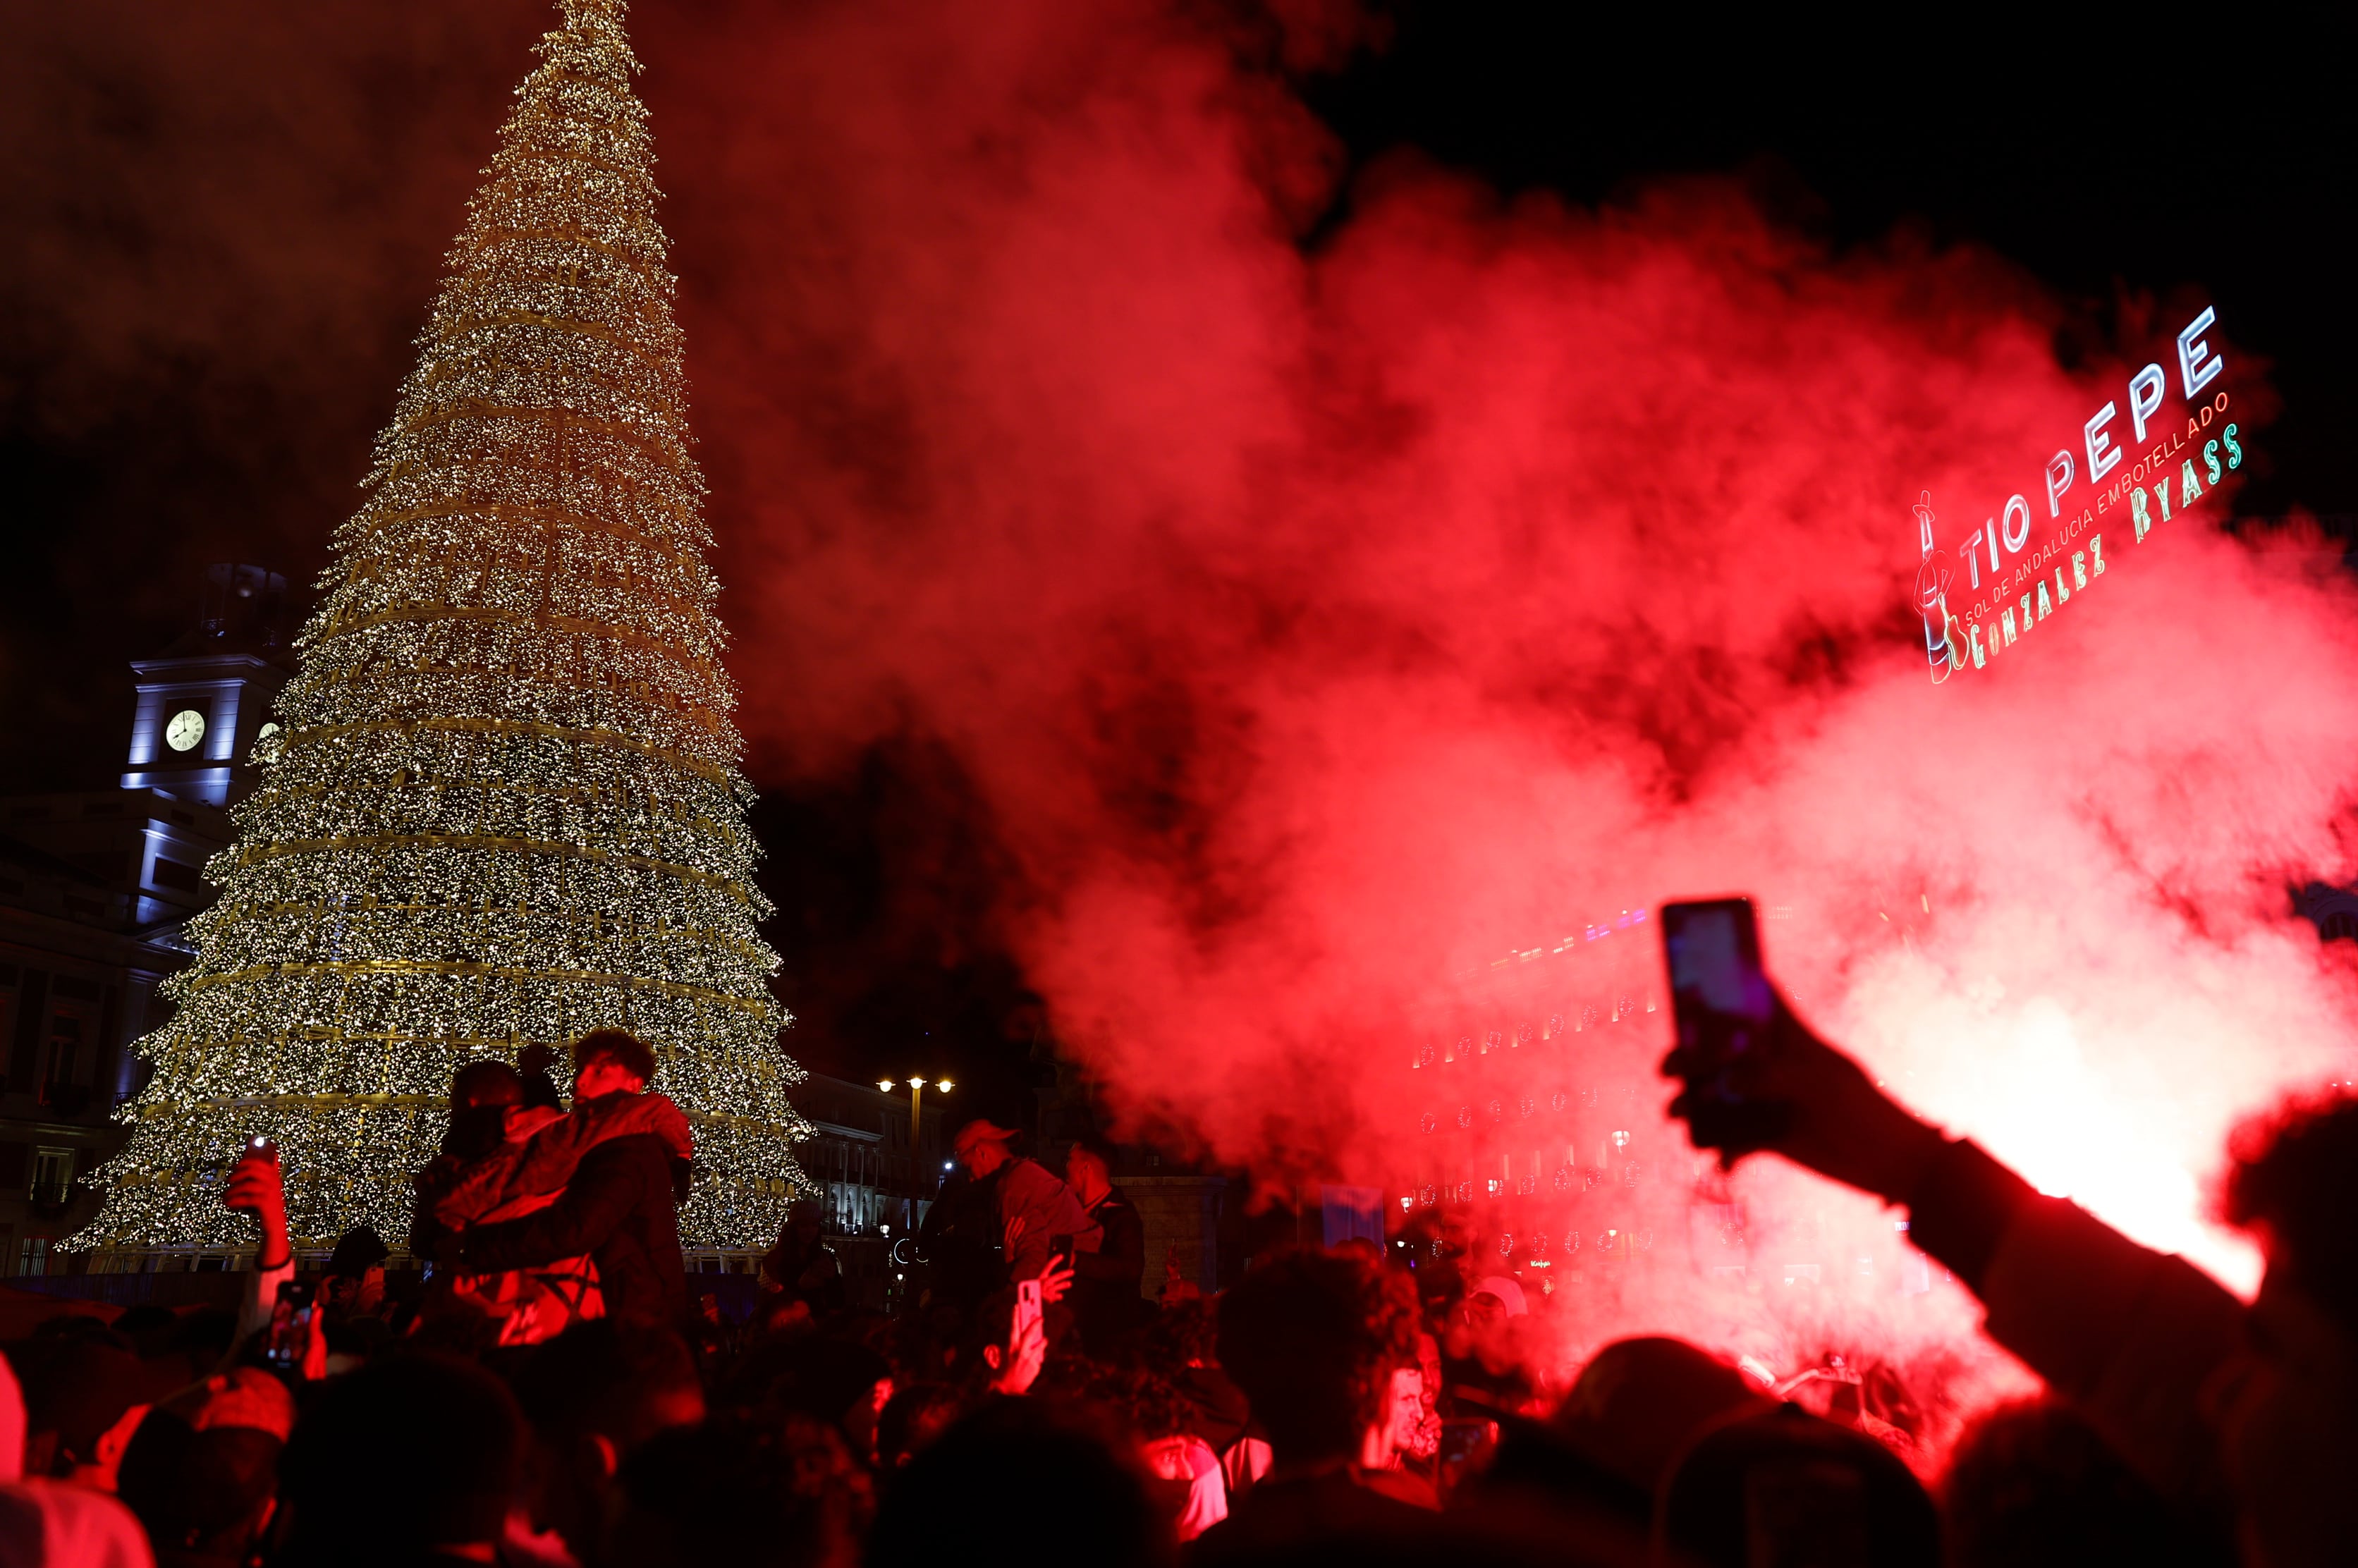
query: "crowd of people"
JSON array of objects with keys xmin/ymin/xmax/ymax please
[{"xmin": 3, "ymin": 1010, "xmax": 2354, "ymax": 1566}]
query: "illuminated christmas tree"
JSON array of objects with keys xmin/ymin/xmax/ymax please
[{"xmin": 78, "ymin": 0, "xmax": 810, "ymax": 1254}]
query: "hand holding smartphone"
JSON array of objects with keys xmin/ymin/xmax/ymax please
[
  {"xmin": 1659, "ymin": 897, "xmax": 1794, "ymax": 1159},
  {"xmin": 266, "ymin": 1279, "xmax": 315, "ymax": 1372},
  {"xmin": 995, "ymin": 1278, "xmax": 1048, "ymax": 1395}
]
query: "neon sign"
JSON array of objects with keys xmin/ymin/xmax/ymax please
[{"xmin": 1916, "ymin": 305, "xmax": 2244, "ymax": 682}]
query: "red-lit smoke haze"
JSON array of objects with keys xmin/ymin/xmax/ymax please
[{"xmin": 669, "ymin": 0, "xmax": 2358, "ymax": 1426}]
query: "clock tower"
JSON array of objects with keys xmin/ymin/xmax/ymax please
[{"xmin": 121, "ymin": 564, "xmax": 295, "ymax": 807}]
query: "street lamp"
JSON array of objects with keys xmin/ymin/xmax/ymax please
[
  {"xmin": 877, "ymin": 1075, "xmax": 952, "ymax": 1227},
  {"xmin": 877, "ymin": 1076, "xmax": 953, "ymax": 1153}
]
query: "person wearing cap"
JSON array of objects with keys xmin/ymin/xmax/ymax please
[
  {"xmin": 1442, "ymin": 1273, "xmax": 1538, "ymax": 1416},
  {"xmin": 949, "ymin": 1119, "xmax": 1099, "ymax": 1287},
  {"xmin": 117, "ymin": 1368, "xmax": 297, "ymax": 1568}
]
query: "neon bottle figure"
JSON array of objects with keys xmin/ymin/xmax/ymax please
[{"xmin": 1913, "ymin": 490, "xmax": 1959, "ymax": 684}]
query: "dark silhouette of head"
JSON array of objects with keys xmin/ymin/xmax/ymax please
[
  {"xmin": 2229, "ymin": 1094, "xmax": 2358, "ymax": 1340},
  {"xmin": 276, "ymin": 1350, "xmax": 523, "ymax": 1566},
  {"xmin": 1215, "ymin": 1247, "xmax": 1419, "ymax": 1465},
  {"xmin": 1943, "ymin": 1399, "xmax": 2234, "ymax": 1568},
  {"xmin": 573, "ymin": 1028, "xmax": 657, "ymax": 1094},
  {"xmin": 506, "ymin": 1319, "xmax": 705, "ymax": 1567},
  {"xmin": 450, "ymin": 1059, "xmax": 525, "ymax": 1113},
  {"xmin": 867, "ymin": 1398, "xmax": 1166, "ymax": 1568},
  {"xmin": 611, "ymin": 1414, "xmax": 871, "ymax": 1568}
]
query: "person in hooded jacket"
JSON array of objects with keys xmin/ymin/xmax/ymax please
[{"xmin": 452, "ymin": 1029, "xmax": 693, "ymax": 1330}]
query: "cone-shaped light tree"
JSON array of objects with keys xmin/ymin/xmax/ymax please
[{"xmin": 79, "ymin": 0, "xmax": 810, "ymax": 1254}]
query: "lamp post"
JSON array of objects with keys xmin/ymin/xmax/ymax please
[{"xmin": 876, "ymin": 1075, "xmax": 953, "ymax": 1227}]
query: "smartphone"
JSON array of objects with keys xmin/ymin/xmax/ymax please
[
  {"xmin": 1048, "ymin": 1233, "xmax": 1076, "ymax": 1276},
  {"xmin": 248, "ymin": 1135, "xmax": 278, "ymax": 1164},
  {"xmin": 1659, "ymin": 898, "xmax": 1788, "ymax": 1151},
  {"xmin": 1437, "ymin": 1416, "xmax": 1497, "ymax": 1476},
  {"xmin": 1013, "ymin": 1278, "xmax": 1044, "ymax": 1343},
  {"xmin": 266, "ymin": 1278, "xmax": 315, "ymax": 1371}
]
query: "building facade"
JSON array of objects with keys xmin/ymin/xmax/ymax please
[
  {"xmin": 790, "ymin": 1071, "xmax": 948, "ymax": 1238},
  {"xmin": 0, "ymin": 565, "xmax": 291, "ymax": 1275}
]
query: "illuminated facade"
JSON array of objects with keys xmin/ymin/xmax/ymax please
[
  {"xmin": 1399, "ymin": 909, "xmax": 1692, "ymax": 1292},
  {"xmin": 790, "ymin": 1071, "xmax": 946, "ymax": 1237},
  {"xmin": 0, "ymin": 568, "xmax": 284, "ymax": 1274}
]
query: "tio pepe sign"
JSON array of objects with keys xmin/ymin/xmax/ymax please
[{"xmin": 1915, "ymin": 305, "xmax": 2244, "ymax": 682}]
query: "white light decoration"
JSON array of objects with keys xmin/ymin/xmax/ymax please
[{"xmin": 73, "ymin": 0, "xmax": 811, "ymax": 1254}]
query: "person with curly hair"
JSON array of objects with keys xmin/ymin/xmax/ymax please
[{"xmin": 1191, "ymin": 1248, "xmax": 1442, "ymax": 1562}]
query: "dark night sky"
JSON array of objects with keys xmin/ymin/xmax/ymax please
[{"xmin": 4, "ymin": 3, "xmax": 2352, "ymax": 1122}]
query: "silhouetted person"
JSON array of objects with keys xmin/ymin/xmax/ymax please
[
  {"xmin": 274, "ymin": 1349, "xmax": 523, "ymax": 1567},
  {"xmin": 759, "ymin": 1197, "xmax": 845, "ymax": 1316},
  {"xmin": 950, "ymin": 1118, "xmax": 1099, "ymax": 1285},
  {"xmin": 117, "ymin": 1368, "xmax": 294, "ymax": 1568},
  {"xmin": 869, "ymin": 1397, "xmax": 1168, "ymax": 1568},
  {"xmin": 1065, "ymin": 1139, "xmax": 1147, "ymax": 1350},
  {"xmin": 410, "ymin": 1059, "xmax": 528, "ymax": 1266},
  {"xmin": 1192, "ymin": 1249, "xmax": 1441, "ymax": 1563},
  {"xmin": 1665, "ymin": 986, "xmax": 2358, "ymax": 1568},
  {"xmin": 506, "ymin": 1317, "xmax": 705, "ymax": 1566},
  {"xmin": 1943, "ymin": 1399, "xmax": 2236, "ymax": 1568},
  {"xmin": 612, "ymin": 1414, "xmax": 871, "ymax": 1568}
]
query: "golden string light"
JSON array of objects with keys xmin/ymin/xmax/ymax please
[{"xmin": 72, "ymin": 0, "xmax": 811, "ymax": 1255}]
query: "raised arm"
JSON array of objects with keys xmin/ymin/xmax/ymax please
[
  {"xmin": 226, "ymin": 1146, "xmax": 294, "ymax": 1351},
  {"xmin": 1666, "ymin": 994, "xmax": 2242, "ymax": 1500}
]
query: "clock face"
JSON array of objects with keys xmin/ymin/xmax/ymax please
[{"xmin": 165, "ymin": 708, "xmax": 207, "ymax": 753}]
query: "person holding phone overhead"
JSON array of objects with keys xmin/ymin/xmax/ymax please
[
  {"xmin": 223, "ymin": 1137, "xmax": 296, "ymax": 1353},
  {"xmin": 1658, "ymin": 895, "xmax": 2358, "ymax": 1568}
]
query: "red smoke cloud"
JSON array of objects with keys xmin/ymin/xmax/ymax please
[
  {"xmin": 667, "ymin": 0, "xmax": 2358, "ymax": 1439},
  {"xmin": 10, "ymin": 0, "xmax": 2352, "ymax": 1447}
]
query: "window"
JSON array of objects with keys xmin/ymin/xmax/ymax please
[
  {"xmin": 40, "ymin": 1015, "xmax": 82, "ymax": 1105},
  {"xmin": 151, "ymin": 857, "xmax": 204, "ymax": 893},
  {"xmin": 13, "ymin": 1238, "xmax": 49, "ymax": 1278},
  {"xmin": 31, "ymin": 1146, "xmax": 72, "ymax": 1208}
]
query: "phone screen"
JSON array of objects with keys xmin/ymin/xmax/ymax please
[
  {"xmin": 1663, "ymin": 899, "xmax": 1771, "ymax": 1025},
  {"xmin": 1660, "ymin": 898, "xmax": 1776, "ymax": 1125},
  {"xmin": 267, "ymin": 1279, "xmax": 316, "ymax": 1371}
]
